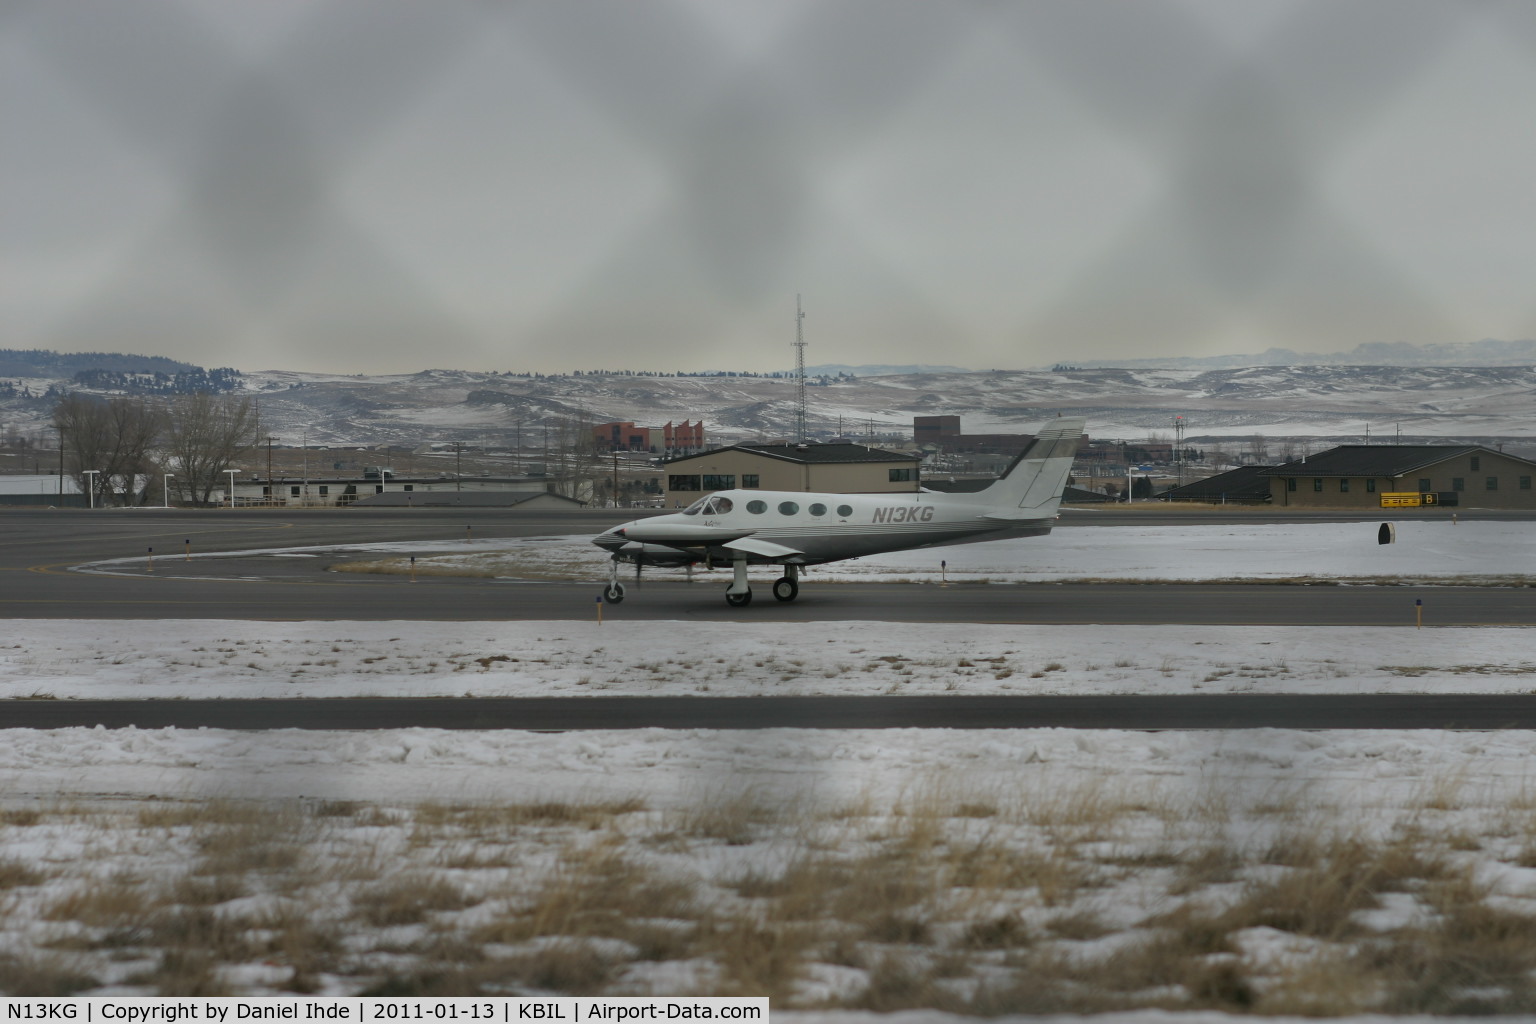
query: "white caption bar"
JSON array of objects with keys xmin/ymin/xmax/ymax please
[{"xmin": 0, "ymin": 999, "xmax": 767, "ymax": 1023}]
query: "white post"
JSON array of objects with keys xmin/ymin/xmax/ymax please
[
  {"xmin": 225, "ymin": 469, "xmax": 238, "ymax": 509},
  {"xmin": 163, "ymin": 473, "xmax": 174, "ymax": 508},
  {"xmin": 82, "ymin": 469, "xmax": 99, "ymax": 510}
]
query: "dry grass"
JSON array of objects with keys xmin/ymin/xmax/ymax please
[{"xmin": 5, "ymin": 784, "xmax": 1536, "ymax": 1009}]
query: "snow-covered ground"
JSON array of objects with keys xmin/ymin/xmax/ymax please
[
  {"xmin": 3, "ymin": 620, "xmax": 1534, "ymax": 700},
  {"xmin": 5, "ymin": 520, "xmax": 1536, "ymax": 1007}
]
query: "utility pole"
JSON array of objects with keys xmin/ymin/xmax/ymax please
[
  {"xmin": 1172, "ymin": 416, "xmax": 1186, "ymax": 486},
  {"xmin": 454, "ymin": 440, "xmax": 463, "ymax": 491},
  {"xmin": 793, "ymin": 295, "xmax": 807, "ymax": 441},
  {"xmin": 265, "ymin": 434, "xmax": 276, "ymax": 506}
]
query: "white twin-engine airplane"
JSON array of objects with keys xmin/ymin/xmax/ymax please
[{"xmin": 592, "ymin": 417, "xmax": 1085, "ymax": 607}]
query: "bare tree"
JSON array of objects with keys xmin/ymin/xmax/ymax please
[
  {"xmin": 52, "ymin": 394, "xmax": 165, "ymax": 505},
  {"xmin": 53, "ymin": 394, "xmax": 112, "ymax": 505},
  {"xmin": 1208, "ymin": 447, "xmax": 1239, "ymax": 469},
  {"xmin": 545, "ymin": 413, "xmax": 608, "ymax": 503},
  {"xmin": 104, "ymin": 397, "xmax": 165, "ymax": 505},
  {"xmin": 164, "ymin": 393, "xmax": 260, "ymax": 504}
]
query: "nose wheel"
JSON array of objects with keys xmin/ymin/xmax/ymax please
[
  {"xmin": 603, "ymin": 582, "xmax": 625, "ymax": 603},
  {"xmin": 772, "ymin": 577, "xmax": 799, "ymax": 602},
  {"xmin": 725, "ymin": 588, "xmax": 752, "ymax": 607}
]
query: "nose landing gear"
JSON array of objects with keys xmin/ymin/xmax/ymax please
[{"xmin": 602, "ymin": 556, "xmax": 626, "ymax": 603}]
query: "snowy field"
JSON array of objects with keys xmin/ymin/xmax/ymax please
[
  {"xmin": 4, "ymin": 620, "xmax": 1536, "ymax": 699},
  {"xmin": 4, "ymin": 519, "xmax": 1536, "ymax": 1009}
]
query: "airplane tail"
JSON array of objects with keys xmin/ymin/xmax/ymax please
[{"xmin": 974, "ymin": 416, "xmax": 1085, "ymax": 515}]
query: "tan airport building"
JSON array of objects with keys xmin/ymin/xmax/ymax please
[
  {"xmin": 1264, "ymin": 445, "xmax": 1536, "ymax": 509},
  {"xmin": 662, "ymin": 443, "xmax": 921, "ymax": 507}
]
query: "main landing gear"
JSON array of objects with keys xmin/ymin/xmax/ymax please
[
  {"xmin": 724, "ymin": 554, "xmax": 752, "ymax": 606},
  {"xmin": 772, "ymin": 565, "xmax": 800, "ymax": 603},
  {"xmin": 725, "ymin": 564, "xmax": 800, "ymax": 607}
]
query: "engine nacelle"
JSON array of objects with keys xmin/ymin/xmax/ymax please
[{"xmin": 615, "ymin": 522, "xmax": 756, "ymax": 545}]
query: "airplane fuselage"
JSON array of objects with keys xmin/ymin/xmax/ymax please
[{"xmin": 594, "ymin": 487, "xmax": 1053, "ymax": 567}]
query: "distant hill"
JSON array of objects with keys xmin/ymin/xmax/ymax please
[
  {"xmin": 1059, "ymin": 338, "xmax": 1536, "ymax": 369},
  {"xmin": 0, "ymin": 349, "xmax": 203, "ymax": 377},
  {"xmin": 803, "ymin": 363, "xmax": 971, "ymax": 376}
]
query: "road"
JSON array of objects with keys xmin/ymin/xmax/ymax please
[
  {"xmin": 4, "ymin": 507, "xmax": 1533, "ymax": 625},
  {"xmin": 4, "ymin": 694, "xmax": 1533, "ymax": 731}
]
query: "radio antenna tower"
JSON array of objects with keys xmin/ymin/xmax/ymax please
[{"xmin": 793, "ymin": 295, "xmax": 807, "ymax": 441}]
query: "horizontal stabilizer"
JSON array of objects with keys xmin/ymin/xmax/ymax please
[
  {"xmin": 724, "ymin": 536, "xmax": 804, "ymax": 559},
  {"xmin": 980, "ymin": 511, "xmax": 1051, "ymax": 522}
]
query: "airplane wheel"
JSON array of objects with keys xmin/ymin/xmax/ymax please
[
  {"xmin": 725, "ymin": 588, "xmax": 752, "ymax": 607},
  {"xmin": 772, "ymin": 577, "xmax": 799, "ymax": 602},
  {"xmin": 603, "ymin": 583, "xmax": 625, "ymax": 604}
]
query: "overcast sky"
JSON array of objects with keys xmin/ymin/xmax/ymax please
[{"xmin": 8, "ymin": 1, "xmax": 1536, "ymax": 375}]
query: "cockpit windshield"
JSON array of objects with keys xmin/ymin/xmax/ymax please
[{"xmin": 682, "ymin": 495, "xmax": 734, "ymax": 516}]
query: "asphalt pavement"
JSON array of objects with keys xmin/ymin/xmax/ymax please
[
  {"xmin": 2, "ymin": 694, "xmax": 1531, "ymax": 731},
  {"xmin": 4, "ymin": 506, "xmax": 1533, "ymax": 731}
]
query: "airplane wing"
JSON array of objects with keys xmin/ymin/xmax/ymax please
[{"xmin": 723, "ymin": 536, "xmax": 804, "ymax": 560}]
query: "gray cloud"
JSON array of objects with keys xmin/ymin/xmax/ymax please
[{"xmin": 7, "ymin": 1, "xmax": 1536, "ymax": 372}]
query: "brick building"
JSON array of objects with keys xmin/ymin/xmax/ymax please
[{"xmin": 593, "ymin": 419, "xmax": 706, "ymax": 455}]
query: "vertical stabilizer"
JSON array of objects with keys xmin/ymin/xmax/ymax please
[{"xmin": 976, "ymin": 417, "xmax": 1085, "ymax": 513}]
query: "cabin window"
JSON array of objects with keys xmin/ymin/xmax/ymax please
[
  {"xmin": 741, "ymin": 474, "xmax": 759, "ymax": 488},
  {"xmin": 702, "ymin": 496, "xmax": 734, "ymax": 514},
  {"xmin": 668, "ymin": 475, "xmax": 700, "ymax": 492},
  {"xmin": 889, "ymin": 468, "xmax": 915, "ymax": 482},
  {"xmin": 702, "ymin": 474, "xmax": 734, "ymax": 490},
  {"xmin": 1487, "ymin": 476, "xmax": 1499, "ymax": 491},
  {"xmin": 837, "ymin": 504, "xmax": 853, "ymax": 517},
  {"xmin": 777, "ymin": 501, "xmax": 800, "ymax": 515},
  {"xmin": 682, "ymin": 497, "xmax": 709, "ymax": 516},
  {"xmin": 746, "ymin": 500, "xmax": 767, "ymax": 514},
  {"xmin": 808, "ymin": 502, "xmax": 827, "ymax": 516}
]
